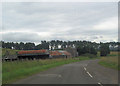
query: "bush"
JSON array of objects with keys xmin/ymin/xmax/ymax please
[
  {"xmin": 77, "ymin": 45, "xmax": 97, "ymax": 56},
  {"xmin": 100, "ymin": 43, "xmax": 110, "ymax": 56},
  {"xmin": 82, "ymin": 53, "xmax": 97, "ymax": 58}
]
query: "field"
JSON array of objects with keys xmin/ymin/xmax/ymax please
[
  {"xmin": 2, "ymin": 56, "xmax": 94, "ymax": 84},
  {"xmin": 99, "ymin": 52, "xmax": 119, "ymax": 70}
]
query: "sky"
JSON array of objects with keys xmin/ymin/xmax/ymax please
[{"xmin": 1, "ymin": 2, "xmax": 118, "ymax": 44}]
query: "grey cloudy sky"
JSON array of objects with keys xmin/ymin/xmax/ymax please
[{"xmin": 1, "ymin": 2, "xmax": 118, "ymax": 44}]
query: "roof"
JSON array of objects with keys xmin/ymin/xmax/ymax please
[
  {"xmin": 62, "ymin": 51, "xmax": 71, "ymax": 56},
  {"xmin": 18, "ymin": 50, "xmax": 48, "ymax": 55},
  {"xmin": 18, "ymin": 50, "xmax": 71, "ymax": 56},
  {"xmin": 50, "ymin": 51, "xmax": 62, "ymax": 56},
  {"xmin": 50, "ymin": 50, "xmax": 71, "ymax": 56}
]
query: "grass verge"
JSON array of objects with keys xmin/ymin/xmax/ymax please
[
  {"xmin": 99, "ymin": 52, "xmax": 120, "ymax": 70},
  {"xmin": 2, "ymin": 56, "xmax": 95, "ymax": 84}
]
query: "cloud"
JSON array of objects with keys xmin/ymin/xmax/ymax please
[
  {"xmin": 1, "ymin": 2, "xmax": 118, "ymax": 43},
  {"xmin": 2, "ymin": 32, "xmax": 40, "ymax": 42},
  {"xmin": 93, "ymin": 17, "xmax": 118, "ymax": 31}
]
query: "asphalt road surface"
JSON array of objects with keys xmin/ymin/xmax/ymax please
[{"xmin": 14, "ymin": 59, "xmax": 118, "ymax": 85}]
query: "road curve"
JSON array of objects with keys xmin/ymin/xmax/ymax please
[{"xmin": 13, "ymin": 59, "xmax": 118, "ymax": 84}]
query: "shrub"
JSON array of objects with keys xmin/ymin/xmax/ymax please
[{"xmin": 82, "ymin": 53, "xmax": 97, "ymax": 58}]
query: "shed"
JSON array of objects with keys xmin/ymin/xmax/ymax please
[
  {"xmin": 17, "ymin": 49, "xmax": 49, "ymax": 60},
  {"xmin": 49, "ymin": 50, "xmax": 71, "ymax": 58}
]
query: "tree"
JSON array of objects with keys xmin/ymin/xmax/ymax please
[
  {"xmin": 24, "ymin": 43, "xmax": 35, "ymax": 50},
  {"xmin": 19, "ymin": 42, "xmax": 25, "ymax": 50},
  {"xmin": 40, "ymin": 40, "xmax": 49, "ymax": 49},
  {"xmin": 100, "ymin": 43, "xmax": 110, "ymax": 56},
  {"xmin": 77, "ymin": 43, "xmax": 97, "ymax": 56},
  {"xmin": 90, "ymin": 46, "xmax": 97, "ymax": 55},
  {"xmin": 35, "ymin": 44, "xmax": 42, "ymax": 50}
]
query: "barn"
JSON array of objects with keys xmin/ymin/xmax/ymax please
[
  {"xmin": 17, "ymin": 49, "xmax": 71, "ymax": 60},
  {"xmin": 65, "ymin": 47, "xmax": 78, "ymax": 57},
  {"xmin": 17, "ymin": 49, "xmax": 49, "ymax": 60},
  {"xmin": 49, "ymin": 50, "xmax": 71, "ymax": 58}
]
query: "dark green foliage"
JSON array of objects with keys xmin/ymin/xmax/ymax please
[
  {"xmin": 1, "ymin": 41, "xmax": 49, "ymax": 50},
  {"xmin": 77, "ymin": 42, "xmax": 97, "ymax": 56},
  {"xmin": 90, "ymin": 47, "xmax": 97, "ymax": 55},
  {"xmin": 0, "ymin": 41, "xmax": 119, "ymax": 52},
  {"xmin": 81, "ymin": 53, "xmax": 97, "ymax": 58},
  {"xmin": 100, "ymin": 43, "xmax": 110, "ymax": 56}
]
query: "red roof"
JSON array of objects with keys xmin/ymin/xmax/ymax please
[
  {"xmin": 18, "ymin": 50, "xmax": 71, "ymax": 56},
  {"xmin": 18, "ymin": 50, "xmax": 47, "ymax": 55},
  {"xmin": 50, "ymin": 51, "xmax": 62, "ymax": 56},
  {"xmin": 50, "ymin": 51, "xmax": 71, "ymax": 56},
  {"xmin": 62, "ymin": 51, "xmax": 71, "ymax": 56}
]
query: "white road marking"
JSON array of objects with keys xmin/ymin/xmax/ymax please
[
  {"xmin": 83, "ymin": 66, "xmax": 103, "ymax": 86},
  {"xmin": 98, "ymin": 82, "xmax": 103, "ymax": 86},
  {"xmin": 83, "ymin": 67, "xmax": 93, "ymax": 78},
  {"xmin": 87, "ymin": 72, "xmax": 93, "ymax": 78},
  {"xmin": 84, "ymin": 67, "xmax": 87, "ymax": 71}
]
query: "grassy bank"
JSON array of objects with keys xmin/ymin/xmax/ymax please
[
  {"xmin": 3, "ymin": 56, "xmax": 94, "ymax": 84},
  {"xmin": 99, "ymin": 52, "xmax": 119, "ymax": 70}
]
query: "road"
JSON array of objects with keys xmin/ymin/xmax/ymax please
[{"xmin": 13, "ymin": 59, "xmax": 118, "ymax": 85}]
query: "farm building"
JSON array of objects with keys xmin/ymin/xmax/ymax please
[
  {"xmin": 17, "ymin": 49, "xmax": 49, "ymax": 60},
  {"xmin": 49, "ymin": 50, "xmax": 72, "ymax": 58},
  {"xmin": 18, "ymin": 50, "xmax": 71, "ymax": 60},
  {"xmin": 65, "ymin": 47, "xmax": 78, "ymax": 57},
  {"xmin": 2, "ymin": 54, "xmax": 17, "ymax": 61},
  {"xmin": 2, "ymin": 49, "xmax": 18, "ymax": 61},
  {"xmin": 1, "ymin": 49, "xmax": 73, "ymax": 61}
]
